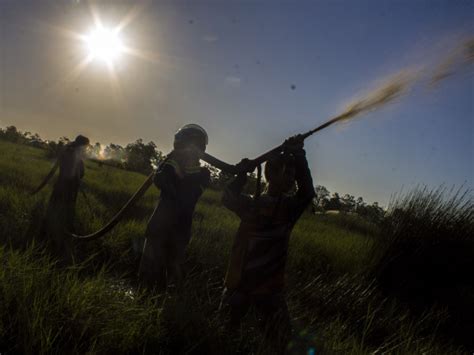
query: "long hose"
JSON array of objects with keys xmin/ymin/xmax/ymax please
[
  {"xmin": 70, "ymin": 173, "xmax": 154, "ymax": 240},
  {"xmin": 200, "ymin": 112, "xmax": 351, "ymax": 175},
  {"xmin": 31, "ymin": 159, "xmax": 59, "ymax": 195}
]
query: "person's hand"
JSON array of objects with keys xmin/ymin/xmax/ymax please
[
  {"xmin": 235, "ymin": 158, "xmax": 255, "ymax": 173},
  {"xmin": 283, "ymin": 134, "xmax": 304, "ymax": 153}
]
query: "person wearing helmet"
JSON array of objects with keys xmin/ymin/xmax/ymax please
[
  {"xmin": 40, "ymin": 134, "xmax": 90, "ymax": 264},
  {"xmin": 139, "ymin": 124, "xmax": 211, "ymax": 289}
]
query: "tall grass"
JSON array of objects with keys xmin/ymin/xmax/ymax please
[
  {"xmin": 0, "ymin": 139, "xmax": 471, "ymax": 353},
  {"xmin": 0, "ymin": 246, "xmax": 165, "ymax": 353},
  {"xmin": 372, "ymin": 185, "xmax": 474, "ymax": 348},
  {"xmin": 373, "ymin": 186, "xmax": 473, "ymax": 293}
]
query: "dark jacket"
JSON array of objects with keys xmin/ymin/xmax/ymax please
[
  {"xmin": 146, "ymin": 150, "xmax": 211, "ymax": 239},
  {"xmin": 223, "ymin": 149, "xmax": 315, "ymax": 294}
]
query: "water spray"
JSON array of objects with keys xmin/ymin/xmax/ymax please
[
  {"xmin": 202, "ymin": 70, "xmax": 414, "ymax": 173},
  {"xmin": 203, "ymin": 36, "xmax": 473, "ymax": 173}
]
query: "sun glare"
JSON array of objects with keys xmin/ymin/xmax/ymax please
[
  {"xmin": 62, "ymin": 4, "xmax": 154, "ymax": 86},
  {"xmin": 84, "ymin": 26, "xmax": 124, "ymax": 65}
]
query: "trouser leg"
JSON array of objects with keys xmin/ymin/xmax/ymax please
[
  {"xmin": 256, "ymin": 293, "xmax": 291, "ymax": 352},
  {"xmin": 138, "ymin": 237, "xmax": 167, "ymax": 290},
  {"xmin": 224, "ymin": 289, "xmax": 251, "ymax": 330},
  {"xmin": 166, "ymin": 228, "xmax": 191, "ymax": 289},
  {"xmin": 43, "ymin": 202, "xmax": 75, "ymax": 266}
]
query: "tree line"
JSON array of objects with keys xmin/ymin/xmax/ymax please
[
  {"xmin": 313, "ymin": 185, "xmax": 384, "ymax": 222},
  {"xmin": 0, "ymin": 125, "xmax": 385, "ymax": 221},
  {"xmin": 0, "ymin": 125, "xmax": 161, "ymax": 175}
]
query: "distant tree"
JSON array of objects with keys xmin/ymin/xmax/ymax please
[
  {"xmin": 1, "ymin": 126, "xmax": 24, "ymax": 143},
  {"xmin": 355, "ymin": 196, "xmax": 367, "ymax": 215},
  {"xmin": 90, "ymin": 142, "xmax": 101, "ymax": 158},
  {"xmin": 326, "ymin": 192, "xmax": 342, "ymax": 211},
  {"xmin": 313, "ymin": 185, "xmax": 330, "ymax": 212},
  {"xmin": 23, "ymin": 131, "xmax": 32, "ymax": 140},
  {"xmin": 0, "ymin": 126, "xmax": 48, "ymax": 148},
  {"xmin": 211, "ymin": 169, "xmax": 234, "ymax": 190},
  {"xmin": 46, "ymin": 136, "xmax": 71, "ymax": 158},
  {"xmin": 86, "ymin": 142, "xmax": 127, "ymax": 169},
  {"xmin": 125, "ymin": 139, "xmax": 163, "ymax": 174},
  {"xmin": 357, "ymin": 201, "xmax": 385, "ymax": 223},
  {"xmin": 59, "ymin": 136, "xmax": 70, "ymax": 145},
  {"xmin": 341, "ymin": 194, "xmax": 356, "ymax": 213},
  {"xmin": 105, "ymin": 143, "xmax": 127, "ymax": 162},
  {"xmin": 206, "ymin": 164, "xmax": 222, "ymax": 188},
  {"xmin": 356, "ymin": 196, "xmax": 365, "ymax": 209},
  {"xmin": 314, "ymin": 185, "xmax": 330, "ymax": 205},
  {"xmin": 27, "ymin": 133, "xmax": 46, "ymax": 148}
]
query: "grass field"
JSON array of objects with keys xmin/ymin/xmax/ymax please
[{"xmin": 0, "ymin": 139, "xmax": 472, "ymax": 354}]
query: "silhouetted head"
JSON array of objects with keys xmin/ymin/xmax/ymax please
[
  {"xmin": 264, "ymin": 154, "xmax": 296, "ymax": 195},
  {"xmin": 174, "ymin": 124, "xmax": 208, "ymax": 152},
  {"xmin": 73, "ymin": 135, "xmax": 90, "ymax": 147}
]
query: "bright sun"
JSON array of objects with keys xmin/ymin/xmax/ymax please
[{"xmin": 84, "ymin": 26, "xmax": 124, "ymax": 65}]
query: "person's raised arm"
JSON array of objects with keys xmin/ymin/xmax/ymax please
[
  {"xmin": 284, "ymin": 136, "xmax": 315, "ymax": 221},
  {"xmin": 222, "ymin": 159, "xmax": 254, "ymax": 217}
]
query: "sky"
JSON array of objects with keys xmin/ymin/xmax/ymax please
[{"xmin": 0, "ymin": 0, "xmax": 472, "ymax": 206}]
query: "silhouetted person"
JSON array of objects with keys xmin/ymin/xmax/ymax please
[
  {"xmin": 40, "ymin": 135, "xmax": 89, "ymax": 264},
  {"xmin": 139, "ymin": 124, "xmax": 211, "ymax": 290},
  {"xmin": 221, "ymin": 136, "xmax": 315, "ymax": 352}
]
